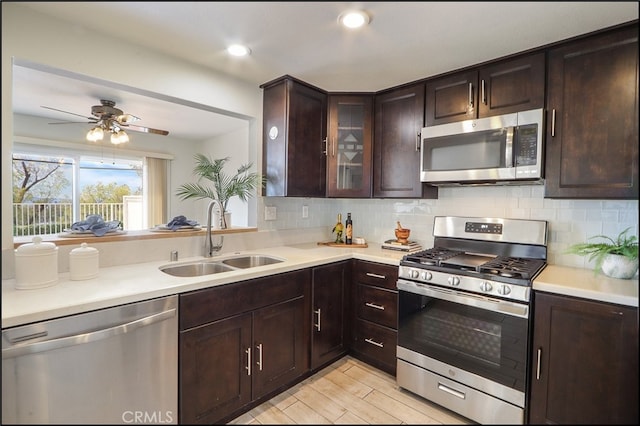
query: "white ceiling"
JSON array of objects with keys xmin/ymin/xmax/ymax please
[{"xmin": 11, "ymin": 1, "xmax": 639, "ymax": 141}]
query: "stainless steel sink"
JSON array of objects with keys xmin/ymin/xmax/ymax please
[
  {"xmin": 159, "ymin": 254, "xmax": 285, "ymax": 277},
  {"xmin": 221, "ymin": 255, "xmax": 284, "ymax": 269},
  {"xmin": 160, "ymin": 261, "xmax": 236, "ymax": 277}
]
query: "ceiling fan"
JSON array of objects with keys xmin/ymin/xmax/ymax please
[{"xmin": 42, "ymin": 99, "xmax": 169, "ymax": 143}]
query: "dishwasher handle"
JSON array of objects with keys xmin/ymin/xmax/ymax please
[{"xmin": 2, "ymin": 308, "xmax": 177, "ymax": 359}]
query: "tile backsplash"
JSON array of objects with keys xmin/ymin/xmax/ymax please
[{"xmin": 260, "ymin": 185, "xmax": 638, "ymax": 270}]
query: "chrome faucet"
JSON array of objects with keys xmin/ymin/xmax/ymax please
[{"xmin": 205, "ymin": 200, "xmax": 224, "ymax": 257}]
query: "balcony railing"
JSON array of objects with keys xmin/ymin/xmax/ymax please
[{"xmin": 13, "ymin": 203, "xmax": 125, "ymax": 237}]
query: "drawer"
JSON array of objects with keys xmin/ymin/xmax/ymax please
[
  {"xmin": 353, "ymin": 260, "xmax": 398, "ymax": 290},
  {"xmin": 352, "ymin": 318, "xmax": 397, "ymax": 373},
  {"xmin": 180, "ymin": 269, "xmax": 310, "ymax": 330},
  {"xmin": 356, "ymin": 284, "xmax": 397, "ymax": 329}
]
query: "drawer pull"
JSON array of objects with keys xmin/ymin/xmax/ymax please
[
  {"xmin": 365, "ymin": 272, "xmax": 386, "ymax": 280},
  {"xmin": 365, "ymin": 302, "xmax": 385, "ymax": 311},
  {"xmin": 364, "ymin": 338, "xmax": 383, "ymax": 348},
  {"xmin": 438, "ymin": 382, "xmax": 466, "ymax": 400}
]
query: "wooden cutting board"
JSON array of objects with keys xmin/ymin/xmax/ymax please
[{"xmin": 317, "ymin": 241, "xmax": 368, "ymax": 248}]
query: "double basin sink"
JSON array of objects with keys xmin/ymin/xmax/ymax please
[{"xmin": 160, "ymin": 254, "xmax": 284, "ymax": 277}]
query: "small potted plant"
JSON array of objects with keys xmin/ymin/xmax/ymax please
[
  {"xmin": 176, "ymin": 154, "xmax": 265, "ymax": 228},
  {"xmin": 566, "ymin": 227, "xmax": 638, "ymax": 279}
]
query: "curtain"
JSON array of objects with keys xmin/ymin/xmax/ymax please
[{"xmin": 144, "ymin": 157, "xmax": 168, "ymax": 228}]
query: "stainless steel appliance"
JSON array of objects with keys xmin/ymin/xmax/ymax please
[
  {"xmin": 396, "ymin": 216, "xmax": 547, "ymax": 425},
  {"xmin": 2, "ymin": 296, "xmax": 178, "ymax": 424},
  {"xmin": 420, "ymin": 108, "xmax": 544, "ymax": 185}
]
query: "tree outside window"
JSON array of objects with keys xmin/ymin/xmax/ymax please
[{"xmin": 12, "ymin": 152, "xmax": 143, "ymax": 236}]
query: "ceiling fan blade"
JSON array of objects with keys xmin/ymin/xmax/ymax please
[
  {"xmin": 48, "ymin": 120, "xmax": 97, "ymax": 125},
  {"xmin": 116, "ymin": 113, "xmax": 140, "ymax": 124},
  {"xmin": 41, "ymin": 105, "xmax": 94, "ymax": 120},
  {"xmin": 123, "ymin": 124, "xmax": 169, "ymax": 136}
]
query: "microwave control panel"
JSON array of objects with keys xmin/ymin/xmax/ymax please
[{"xmin": 515, "ymin": 124, "xmax": 538, "ymax": 166}]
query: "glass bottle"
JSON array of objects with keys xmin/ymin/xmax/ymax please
[
  {"xmin": 345, "ymin": 213, "xmax": 353, "ymax": 245},
  {"xmin": 332, "ymin": 213, "xmax": 344, "ymax": 243}
]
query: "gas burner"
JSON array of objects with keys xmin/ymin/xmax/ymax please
[
  {"xmin": 405, "ymin": 248, "xmax": 463, "ymax": 266},
  {"xmin": 478, "ymin": 257, "xmax": 546, "ymax": 280}
]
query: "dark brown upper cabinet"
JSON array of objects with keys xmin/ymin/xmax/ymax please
[
  {"xmin": 261, "ymin": 75, "xmax": 327, "ymax": 197},
  {"xmin": 544, "ymin": 24, "xmax": 638, "ymax": 199},
  {"xmin": 374, "ymin": 83, "xmax": 438, "ymax": 199},
  {"xmin": 326, "ymin": 94, "xmax": 374, "ymax": 198},
  {"xmin": 425, "ymin": 52, "xmax": 545, "ymax": 126}
]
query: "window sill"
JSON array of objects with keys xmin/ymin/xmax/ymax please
[{"xmin": 13, "ymin": 227, "xmax": 257, "ymax": 248}]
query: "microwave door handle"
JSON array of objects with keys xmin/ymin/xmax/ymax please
[{"xmin": 505, "ymin": 126, "xmax": 515, "ymax": 168}]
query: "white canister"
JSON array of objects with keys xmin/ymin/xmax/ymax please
[
  {"xmin": 69, "ymin": 243, "xmax": 99, "ymax": 281},
  {"xmin": 15, "ymin": 236, "xmax": 59, "ymax": 290}
]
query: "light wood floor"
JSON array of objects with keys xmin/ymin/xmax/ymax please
[{"xmin": 228, "ymin": 356, "xmax": 475, "ymax": 424}]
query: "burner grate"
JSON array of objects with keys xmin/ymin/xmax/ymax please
[{"xmin": 478, "ymin": 257, "xmax": 546, "ymax": 279}]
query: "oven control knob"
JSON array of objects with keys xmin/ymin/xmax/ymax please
[
  {"xmin": 497, "ymin": 284, "xmax": 512, "ymax": 296},
  {"xmin": 447, "ymin": 276, "xmax": 460, "ymax": 286},
  {"xmin": 421, "ymin": 271, "xmax": 432, "ymax": 281},
  {"xmin": 480, "ymin": 281, "xmax": 493, "ymax": 292},
  {"xmin": 409, "ymin": 269, "xmax": 420, "ymax": 279}
]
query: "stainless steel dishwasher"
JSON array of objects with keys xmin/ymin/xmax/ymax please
[{"xmin": 2, "ymin": 295, "xmax": 178, "ymax": 424}]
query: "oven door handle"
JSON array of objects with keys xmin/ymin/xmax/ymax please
[{"xmin": 397, "ymin": 279, "xmax": 529, "ymax": 319}]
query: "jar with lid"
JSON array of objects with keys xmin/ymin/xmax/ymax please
[
  {"xmin": 69, "ymin": 243, "xmax": 99, "ymax": 281},
  {"xmin": 14, "ymin": 236, "xmax": 58, "ymax": 289}
]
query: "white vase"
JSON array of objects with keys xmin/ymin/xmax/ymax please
[{"xmin": 601, "ymin": 254, "xmax": 639, "ymax": 279}]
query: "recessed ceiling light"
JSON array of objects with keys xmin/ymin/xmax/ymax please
[
  {"xmin": 227, "ymin": 44, "xmax": 251, "ymax": 57},
  {"xmin": 338, "ymin": 10, "xmax": 370, "ymax": 29}
]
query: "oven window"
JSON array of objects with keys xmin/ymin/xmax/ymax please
[{"xmin": 398, "ymin": 291, "xmax": 528, "ymax": 392}]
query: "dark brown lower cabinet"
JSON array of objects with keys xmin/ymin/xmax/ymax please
[
  {"xmin": 528, "ymin": 291, "xmax": 639, "ymax": 424},
  {"xmin": 179, "ymin": 270, "xmax": 311, "ymax": 424},
  {"xmin": 311, "ymin": 261, "xmax": 351, "ymax": 370},
  {"xmin": 350, "ymin": 260, "xmax": 399, "ymax": 375}
]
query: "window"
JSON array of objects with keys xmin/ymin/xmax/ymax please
[{"xmin": 12, "ymin": 149, "xmax": 146, "ymax": 237}]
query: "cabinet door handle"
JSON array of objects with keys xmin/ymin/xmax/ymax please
[
  {"xmin": 365, "ymin": 302, "xmax": 385, "ymax": 311},
  {"xmin": 245, "ymin": 347, "xmax": 252, "ymax": 376},
  {"xmin": 551, "ymin": 109, "xmax": 556, "ymax": 137},
  {"xmin": 416, "ymin": 132, "xmax": 421, "ymax": 152},
  {"xmin": 314, "ymin": 308, "xmax": 321, "ymax": 331},
  {"xmin": 481, "ymin": 79, "xmax": 487, "ymax": 105},
  {"xmin": 257, "ymin": 343, "xmax": 263, "ymax": 371},
  {"xmin": 536, "ymin": 348, "xmax": 542, "ymax": 380},
  {"xmin": 322, "ymin": 137, "xmax": 328, "ymax": 155},
  {"xmin": 364, "ymin": 338, "xmax": 383, "ymax": 348},
  {"xmin": 365, "ymin": 272, "xmax": 386, "ymax": 280},
  {"xmin": 468, "ymin": 82, "xmax": 474, "ymax": 110}
]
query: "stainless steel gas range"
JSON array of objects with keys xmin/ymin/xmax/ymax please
[{"xmin": 396, "ymin": 216, "xmax": 548, "ymax": 425}]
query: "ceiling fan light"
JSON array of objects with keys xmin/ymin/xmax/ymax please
[
  {"xmin": 86, "ymin": 126, "xmax": 104, "ymax": 142},
  {"xmin": 338, "ymin": 10, "xmax": 370, "ymax": 29},
  {"xmin": 111, "ymin": 130, "xmax": 129, "ymax": 145}
]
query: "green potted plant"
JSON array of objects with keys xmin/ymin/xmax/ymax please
[
  {"xmin": 176, "ymin": 154, "xmax": 265, "ymax": 228},
  {"xmin": 566, "ymin": 227, "xmax": 638, "ymax": 279}
]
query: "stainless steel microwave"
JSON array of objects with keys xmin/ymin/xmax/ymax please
[{"xmin": 420, "ymin": 108, "xmax": 544, "ymax": 185}]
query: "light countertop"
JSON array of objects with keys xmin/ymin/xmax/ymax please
[
  {"xmin": 533, "ymin": 264, "xmax": 638, "ymax": 307},
  {"xmin": 3, "ymin": 244, "xmax": 637, "ymax": 329}
]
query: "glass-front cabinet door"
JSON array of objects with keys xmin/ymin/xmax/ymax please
[{"xmin": 326, "ymin": 94, "xmax": 373, "ymax": 197}]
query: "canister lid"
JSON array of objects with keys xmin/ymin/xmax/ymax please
[
  {"xmin": 15, "ymin": 236, "xmax": 58, "ymax": 254},
  {"xmin": 70, "ymin": 242, "xmax": 99, "ymax": 257}
]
